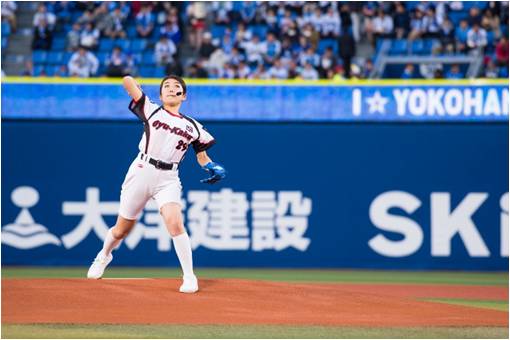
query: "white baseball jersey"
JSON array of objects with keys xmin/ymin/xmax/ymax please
[{"xmin": 129, "ymin": 93, "xmax": 215, "ymax": 164}]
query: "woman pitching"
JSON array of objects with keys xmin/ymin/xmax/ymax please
[{"xmin": 87, "ymin": 75, "xmax": 226, "ymax": 293}]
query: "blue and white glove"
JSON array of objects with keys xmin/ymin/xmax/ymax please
[{"xmin": 200, "ymin": 162, "xmax": 227, "ymax": 184}]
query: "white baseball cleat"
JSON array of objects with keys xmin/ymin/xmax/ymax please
[
  {"xmin": 87, "ymin": 251, "xmax": 113, "ymax": 279},
  {"xmin": 179, "ymin": 275, "xmax": 199, "ymax": 293}
]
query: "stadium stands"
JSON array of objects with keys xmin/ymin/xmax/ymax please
[{"xmin": 5, "ymin": 1, "xmax": 509, "ymax": 79}]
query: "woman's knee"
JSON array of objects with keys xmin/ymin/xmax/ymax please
[
  {"xmin": 112, "ymin": 216, "xmax": 137, "ymax": 239},
  {"xmin": 164, "ymin": 217, "xmax": 185, "ymax": 236}
]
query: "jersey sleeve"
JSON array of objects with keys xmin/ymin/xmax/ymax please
[
  {"xmin": 191, "ymin": 118, "xmax": 216, "ymax": 153},
  {"xmin": 128, "ymin": 93, "xmax": 160, "ymax": 121}
]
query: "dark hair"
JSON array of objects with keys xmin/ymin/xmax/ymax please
[{"xmin": 159, "ymin": 75, "xmax": 186, "ymax": 95}]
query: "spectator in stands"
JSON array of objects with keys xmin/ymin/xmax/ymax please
[
  {"xmin": 136, "ymin": 4, "xmax": 155, "ymax": 38},
  {"xmin": 299, "ymin": 61, "xmax": 319, "ymax": 80},
  {"xmin": 66, "ymin": 23, "xmax": 81, "ymax": 52},
  {"xmin": 218, "ymin": 62, "xmax": 236, "ymax": 79},
  {"xmin": 80, "ymin": 23, "xmax": 99, "ymax": 50},
  {"xmin": 187, "ymin": 59, "xmax": 208, "ymax": 78},
  {"xmin": 361, "ymin": 59, "xmax": 374, "ymax": 79},
  {"xmin": 53, "ymin": 2, "xmax": 73, "ymax": 26},
  {"xmin": 287, "ymin": 60, "xmax": 300, "ymax": 79},
  {"xmin": 198, "ymin": 32, "xmax": 217, "ymax": 59},
  {"xmin": 481, "ymin": 8, "xmax": 502, "ymax": 41},
  {"xmin": 207, "ymin": 47, "xmax": 229, "ymax": 73},
  {"xmin": 33, "ymin": 3, "xmax": 56, "ymax": 30},
  {"xmin": 422, "ymin": 7, "xmax": 440, "ymax": 38},
  {"xmin": 263, "ymin": 32, "xmax": 282, "ymax": 65},
  {"xmin": 76, "ymin": 9, "xmax": 94, "ymax": 26},
  {"xmin": 467, "ymin": 22, "xmax": 488, "ymax": 52},
  {"xmin": 105, "ymin": 46, "xmax": 131, "ymax": 77},
  {"xmin": 321, "ymin": 7, "xmax": 341, "ymax": 39},
  {"xmin": 467, "ymin": 6, "xmax": 482, "ymax": 26},
  {"xmin": 338, "ymin": 30, "xmax": 356, "ymax": 78},
  {"xmin": 420, "ymin": 47, "xmax": 443, "ymax": 78},
  {"xmin": 339, "ymin": 3, "xmax": 353, "ymax": 34},
  {"xmin": 160, "ymin": 16, "xmax": 182, "ymax": 45},
  {"xmin": 319, "ymin": 46, "xmax": 336, "ymax": 78},
  {"xmin": 21, "ymin": 60, "xmax": 34, "ymax": 76},
  {"xmin": 240, "ymin": 2, "xmax": 257, "ymax": 25},
  {"xmin": 94, "ymin": 3, "xmax": 110, "ymax": 33},
  {"xmin": 268, "ymin": 58, "xmax": 289, "ymax": 79},
  {"xmin": 282, "ymin": 19, "xmax": 300, "ymax": 45},
  {"xmin": 220, "ymin": 29, "xmax": 235, "ymax": 54},
  {"xmin": 155, "ymin": 35, "xmax": 177, "ymax": 66},
  {"xmin": 301, "ymin": 23, "xmax": 320, "ymax": 50},
  {"xmin": 455, "ymin": 19, "xmax": 470, "ymax": 53},
  {"xmin": 393, "ymin": 2, "xmax": 410, "ymax": 39},
  {"xmin": 187, "ymin": 2, "xmax": 207, "ymax": 50},
  {"xmin": 401, "ymin": 63, "xmax": 415, "ymax": 79},
  {"xmin": 250, "ymin": 63, "xmax": 269, "ymax": 79},
  {"xmin": 495, "ymin": 36, "xmax": 509, "ymax": 66},
  {"xmin": 241, "ymin": 34, "xmax": 266, "ymax": 68},
  {"xmin": 445, "ymin": 64, "xmax": 463, "ymax": 79},
  {"xmin": 439, "ymin": 18, "xmax": 456, "ymax": 53},
  {"xmin": 165, "ymin": 58, "xmax": 183, "ymax": 77},
  {"xmin": 212, "ymin": 1, "xmax": 232, "ymax": 26},
  {"xmin": 484, "ymin": 59, "xmax": 498, "ymax": 78},
  {"xmin": 234, "ymin": 22, "xmax": 252, "ymax": 44},
  {"xmin": 1, "ymin": 1, "xmax": 17, "ymax": 32},
  {"xmin": 32, "ymin": 19, "xmax": 52, "ymax": 50},
  {"xmin": 298, "ymin": 47, "xmax": 320, "ymax": 68},
  {"xmin": 227, "ymin": 46, "xmax": 245, "ymax": 66},
  {"xmin": 102, "ymin": 7, "xmax": 126, "ymax": 39},
  {"xmin": 408, "ymin": 9, "xmax": 425, "ymax": 41},
  {"xmin": 310, "ymin": 7, "xmax": 324, "ymax": 36},
  {"xmin": 68, "ymin": 46, "xmax": 99, "ymax": 77},
  {"xmin": 372, "ymin": 9, "xmax": 394, "ymax": 42},
  {"xmin": 237, "ymin": 60, "xmax": 251, "ymax": 79},
  {"xmin": 263, "ymin": 7, "xmax": 278, "ymax": 33}
]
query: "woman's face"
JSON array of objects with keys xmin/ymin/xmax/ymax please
[{"xmin": 160, "ymin": 79, "xmax": 186, "ymax": 106}]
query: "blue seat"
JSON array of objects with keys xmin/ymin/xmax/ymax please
[
  {"xmin": 139, "ymin": 66, "xmax": 155, "ymax": 77},
  {"xmin": 2, "ymin": 37, "xmax": 7, "ymax": 49},
  {"xmin": 411, "ymin": 40, "xmax": 426, "ymax": 55},
  {"xmin": 51, "ymin": 37, "xmax": 66, "ymax": 51},
  {"xmin": 45, "ymin": 65, "xmax": 58, "ymax": 76},
  {"xmin": 63, "ymin": 51, "xmax": 74, "ymax": 64},
  {"xmin": 317, "ymin": 39, "xmax": 338, "ymax": 54},
  {"xmin": 211, "ymin": 25, "xmax": 227, "ymax": 39},
  {"xmin": 115, "ymin": 39, "xmax": 130, "ymax": 51},
  {"xmin": 32, "ymin": 51, "xmax": 48, "ymax": 64},
  {"xmin": 1, "ymin": 22, "xmax": 11, "ymax": 37},
  {"xmin": 97, "ymin": 51, "xmax": 109, "ymax": 64},
  {"xmin": 141, "ymin": 51, "xmax": 155, "ymax": 65},
  {"xmin": 252, "ymin": 25, "xmax": 268, "ymax": 39},
  {"xmin": 131, "ymin": 39, "xmax": 147, "ymax": 53},
  {"xmin": 131, "ymin": 53, "xmax": 142, "ymax": 64},
  {"xmin": 154, "ymin": 66, "xmax": 166, "ymax": 78},
  {"xmin": 33, "ymin": 65, "xmax": 45, "ymax": 76},
  {"xmin": 46, "ymin": 51, "xmax": 64, "ymax": 64},
  {"xmin": 99, "ymin": 38, "xmax": 114, "ymax": 51},
  {"xmin": 390, "ymin": 39, "xmax": 408, "ymax": 55},
  {"xmin": 127, "ymin": 25, "xmax": 138, "ymax": 39}
]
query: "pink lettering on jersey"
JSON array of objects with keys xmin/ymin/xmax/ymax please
[{"xmin": 152, "ymin": 120, "xmax": 194, "ymax": 141}]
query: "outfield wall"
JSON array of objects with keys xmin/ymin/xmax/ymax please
[{"xmin": 1, "ymin": 79, "xmax": 508, "ymax": 269}]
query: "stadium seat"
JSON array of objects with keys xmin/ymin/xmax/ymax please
[
  {"xmin": 142, "ymin": 51, "xmax": 155, "ymax": 65},
  {"xmin": 99, "ymin": 39, "xmax": 114, "ymax": 51},
  {"xmin": 131, "ymin": 39, "xmax": 148, "ymax": 53},
  {"xmin": 154, "ymin": 66, "xmax": 166, "ymax": 78},
  {"xmin": 211, "ymin": 25, "xmax": 228, "ymax": 39},
  {"xmin": 1, "ymin": 22, "xmax": 11, "ymax": 37},
  {"xmin": 63, "ymin": 51, "xmax": 74, "ymax": 64},
  {"xmin": 252, "ymin": 25, "xmax": 268, "ymax": 39},
  {"xmin": 389, "ymin": 39, "xmax": 408, "ymax": 55},
  {"xmin": 127, "ymin": 25, "xmax": 138, "ymax": 39},
  {"xmin": 33, "ymin": 65, "xmax": 45, "ymax": 76},
  {"xmin": 32, "ymin": 51, "xmax": 48, "ymax": 64},
  {"xmin": 46, "ymin": 52, "xmax": 64, "ymax": 64},
  {"xmin": 317, "ymin": 39, "xmax": 338, "ymax": 55},
  {"xmin": 2, "ymin": 37, "xmax": 7, "ymax": 49},
  {"xmin": 97, "ymin": 52, "xmax": 109, "ymax": 65},
  {"xmin": 139, "ymin": 66, "xmax": 155, "ymax": 77},
  {"xmin": 410, "ymin": 40, "xmax": 425, "ymax": 55},
  {"xmin": 52, "ymin": 37, "xmax": 66, "ymax": 51},
  {"xmin": 115, "ymin": 39, "xmax": 131, "ymax": 51}
]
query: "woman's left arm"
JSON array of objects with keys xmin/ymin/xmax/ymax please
[{"xmin": 196, "ymin": 150, "xmax": 212, "ymax": 167}]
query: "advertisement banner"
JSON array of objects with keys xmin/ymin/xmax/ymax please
[
  {"xmin": 2, "ymin": 121, "xmax": 508, "ymax": 269},
  {"xmin": 1, "ymin": 78, "xmax": 508, "ymax": 122}
]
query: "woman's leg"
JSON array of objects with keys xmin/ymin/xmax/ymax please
[
  {"xmin": 100, "ymin": 215, "xmax": 137, "ymax": 256},
  {"xmin": 160, "ymin": 202, "xmax": 198, "ymax": 292}
]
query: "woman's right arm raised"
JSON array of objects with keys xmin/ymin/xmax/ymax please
[{"xmin": 122, "ymin": 76, "xmax": 143, "ymax": 102}]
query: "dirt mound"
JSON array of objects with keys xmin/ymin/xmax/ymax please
[{"xmin": 2, "ymin": 278, "xmax": 507, "ymax": 326}]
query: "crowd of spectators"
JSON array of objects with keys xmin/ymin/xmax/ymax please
[{"xmin": 24, "ymin": 1, "xmax": 510, "ymax": 79}]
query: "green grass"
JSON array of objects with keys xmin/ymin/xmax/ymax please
[
  {"xmin": 425, "ymin": 298, "xmax": 509, "ymax": 312},
  {"xmin": 2, "ymin": 267, "xmax": 508, "ymax": 286},
  {"xmin": 2, "ymin": 324, "xmax": 508, "ymax": 339}
]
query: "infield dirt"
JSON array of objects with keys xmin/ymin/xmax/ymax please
[{"xmin": 2, "ymin": 278, "xmax": 507, "ymax": 327}]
